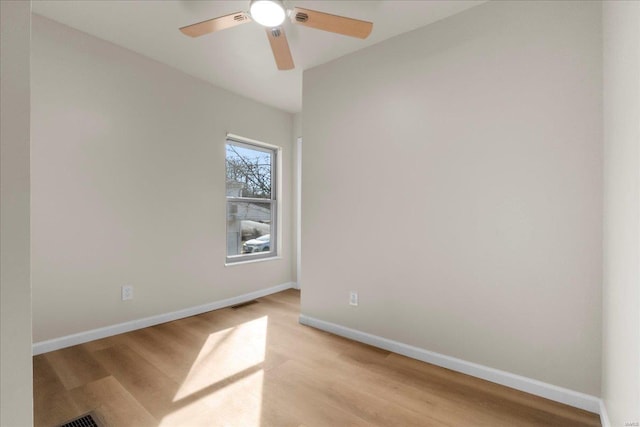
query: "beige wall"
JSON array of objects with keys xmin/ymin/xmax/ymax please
[
  {"xmin": 602, "ymin": 1, "xmax": 640, "ymax": 425},
  {"xmin": 31, "ymin": 16, "xmax": 294, "ymax": 343},
  {"xmin": 302, "ymin": 0, "xmax": 602, "ymax": 395},
  {"xmin": 1, "ymin": 1, "xmax": 33, "ymax": 425}
]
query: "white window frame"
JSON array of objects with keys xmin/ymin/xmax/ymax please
[{"xmin": 225, "ymin": 133, "xmax": 281, "ymax": 265}]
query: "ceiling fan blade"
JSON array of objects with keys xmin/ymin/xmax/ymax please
[
  {"xmin": 266, "ymin": 27, "xmax": 294, "ymax": 70},
  {"xmin": 180, "ymin": 11, "xmax": 251, "ymax": 37},
  {"xmin": 290, "ymin": 7, "xmax": 373, "ymax": 39}
]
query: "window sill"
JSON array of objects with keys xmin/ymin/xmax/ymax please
[{"xmin": 225, "ymin": 256, "xmax": 282, "ymax": 267}]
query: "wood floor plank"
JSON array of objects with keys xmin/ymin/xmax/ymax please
[
  {"xmin": 43, "ymin": 344, "xmax": 109, "ymax": 390},
  {"xmin": 107, "ymin": 325, "xmax": 201, "ymax": 386},
  {"xmin": 329, "ymin": 341, "xmax": 600, "ymax": 426},
  {"xmin": 91, "ymin": 344, "xmax": 181, "ymax": 419},
  {"xmin": 160, "ymin": 367, "xmax": 264, "ymax": 427},
  {"xmin": 264, "ymin": 358, "xmax": 445, "ymax": 427},
  {"xmin": 33, "ymin": 355, "xmax": 82, "ymax": 427},
  {"xmin": 260, "ymin": 368, "xmax": 373, "ymax": 427},
  {"xmin": 69, "ymin": 376, "xmax": 158, "ymax": 427},
  {"xmin": 385, "ymin": 352, "xmax": 600, "ymax": 426},
  {"xmin": 33, "ymin": 289, "xmax": 601, "ymax": 427},
  {"xmin": 291, "ymin": 345, "xmax": 485, "ymax": 426}
]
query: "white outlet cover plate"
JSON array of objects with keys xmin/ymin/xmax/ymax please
[{"xmin": 349, "ymin": 291, "xmax": 358, "ymax": 306}]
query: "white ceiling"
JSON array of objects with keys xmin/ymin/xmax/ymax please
[{"xmin": 32, "ymin": 0, "xmax": 485, "ymax": 113}]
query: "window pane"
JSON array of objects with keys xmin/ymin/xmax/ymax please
[
  {"xmin": 226, "ymin": 201, "xmax": 273, "ymax": 256},
  {"xmin": 226, "ymin": 143, "xmax": 272, "ymax": 199}
]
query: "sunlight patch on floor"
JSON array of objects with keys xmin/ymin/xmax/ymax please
[
  {"xmin": 160, "ymin": 315, "xmax": 268, "ymax": 426},
  {"xmin": 159, "ymin": 369, "xmax": 264, "ymax": 427}
]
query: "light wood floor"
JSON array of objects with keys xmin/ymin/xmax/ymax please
[{"xmin": 34, "ymin": 289, "xmax": 600, "ymax": 427}]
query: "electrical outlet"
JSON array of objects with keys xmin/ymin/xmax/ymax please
[
  {"xmin": 349, "ymin": 291, "xmax": 358, "ymax": 306},
  {"xmin": 121, "ymin": 285, "xmax": 133, "ymax": 301}
]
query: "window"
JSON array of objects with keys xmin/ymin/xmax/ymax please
[{"xmin": 225, "ymin": 135, "xmax": 278, "ymax": 263}]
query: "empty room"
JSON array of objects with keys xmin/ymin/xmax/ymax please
[{"xmin": 1, "ymin": 0, "xmax": 638, "ymax": 426}]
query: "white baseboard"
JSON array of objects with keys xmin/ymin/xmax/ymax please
[
  {"xmin": 32, "ymin": 282, "xmax": 295, "ymax": 355},
  {"xmin": 299, "ymin": 314, "xmax": 603, "ymax": 415},
  {"xmin": 599, "ymin": 399, "xmax": 611, "ymax": 427}
]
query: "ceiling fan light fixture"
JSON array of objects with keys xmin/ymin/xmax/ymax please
[
  {"xmin": 180, "ymin": 1, "xmax": 374, "ymax": 72},
  {"xmin": 249, "ymin": 0, "xmax": 286, "ymax": 27}
]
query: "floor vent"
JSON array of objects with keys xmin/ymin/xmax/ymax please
[
  {"xmin": 58, "ymin": 412, "xmax": 104, "ymax": 427},
  {"xmin": 231, "ymin": 300, "xmax": 259, "ymax": 309}
]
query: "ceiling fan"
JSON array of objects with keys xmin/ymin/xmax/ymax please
[{"xmin": 179, "ymin": 0, "xmax": 373, "ymax": 71}]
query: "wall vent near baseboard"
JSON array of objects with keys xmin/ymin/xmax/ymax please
[
  {"xmin": 231, "ymin": 300, "xmax": 259, "ymax": 309},
  {"xmin": 58, "ymin": 411, "xmax": 104, "ymax": 427}
]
